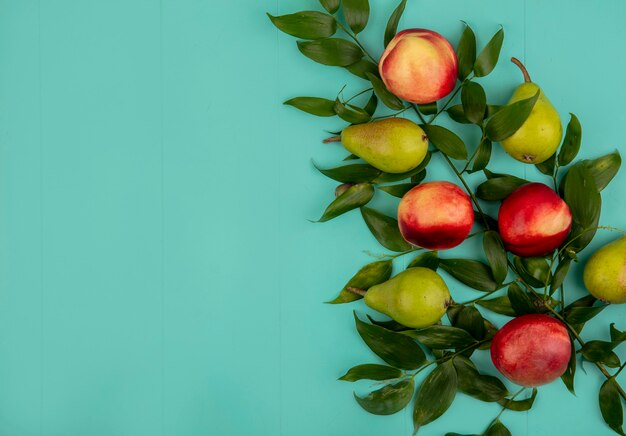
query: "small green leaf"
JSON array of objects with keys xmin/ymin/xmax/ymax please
[
  {"xmin": 366, "ymin": 73, "xmax": 404, "ymax": 110},
  {"xmin": 483, "ymin": 231, "xmax": 508, "ymax": 283},
  {"xmin": 535, "ymin": 153, "xmax": 556, "ymax": 176},
  {"xmin": 407, "ymin": 251, "xmax": 439, "ymax": 271},
  {"xmin": 611, "ymin": 324, "xmax": 626, "ymax": 343},
  {"xmin": 418, "ymin": 102, "xmax": 438, "ymax": 115},
  {"xmin": 520, "ymin": 257, "xmax": 551, "ymax": 286},
  {"xmin": 384, "ymin": 0, "xmax": 407, "ymax": 47},
  {"xmin": 284, "ymin": 97, "xmax": 336, "ymax": 117},
  {"xmin": 367, "ymin": 315, "xmax": 410, "ymax": 332},
  {"xmin": 485, "ymin": 91, "xmax": 540, "ymax": 141},
  {"xmin": 317, "ymin": 183, "xmax": 374, "ymax": 222},
  {"xmin": 485, "ymin": 420, "xmax": 511, "ymax": 436},
  {"xmin": 354, "ymin": 312, "xmax": 427, "ymax": 370},
  {"xmin": 498, "ymin": 388, "xmax": 537, "ymax": 411},
  {"xmin": 439, "ymin": 259, "xmax": 498, "ymax": 292},
  {"xmin": 456, "ymin": 23, "xmax": 477, "ymax": 80},
  {"xmin": 476, "ymin": 175, "xmax": 528, "ymax": 201},
  {"xmin": 402, "ymin": 326, "xmax": 477, "ymax": 349},
  {"xmin": 581, "ymin": 341, "xmax": 620, "ymax": 367},
  {"xmin": 379, "ymin": 180, "xmax": 423, "ymax": 198},
  {"xmin": 355, "ymin": 379, "xmax": 414, "ymax": 415},
  {"xmin": 476, "ymin": 296, "xmax": 516, "ymax": 317},
  {"xmin": 557, "ymin": 114, "xmax": 582, "ymax": 166},
  {"xmin": 599, "ymin": 378, "xmax": 626, "ymax": 435},
  {"xmin": 453, "ymin": 356, "xmax": 508, "ymax": 402},
  {"xmin": 564, "ymin": 305, "xmax": 606, "ymax": 325},
  {"xmin": 363, "ymin": 92, "xmax": 378, "ymax": 116},
  {"xmin": 560, "ymin": 338, "xmax": 576, "ymax": 395},
  {"xmin": 345, "ymin": 58, "xmax": 379, "ymax": 79},
  {"xmin": 328, "ymin": 260, "xmax": 392, "ymax": 304},
  {"xmin": 469, "ymin": 138, "xmax": 492, "ymax": 173},
  {"xmin": 446, "ymin": 105, "xmax": 471, "ymax": 124},
  {"xmin": 450, "ymin": 306, "xmax": 485, "ymax": 341},
  {"xmin": 550, "ymin": 258, "xmax": 571, "ymax": 295},
  {"xmin": 267, "ymin": 11, "xmax": 337, "ymax": 40},
  {"xmin": 473, "ymin": 27, "xmax": 504, "ymax": 77},
  {"xmin": 342, "ymin": 0, "xmax": 370, "ymax": 34},
  {"xmin": 413, "ymin": 361, "xmax": 458, "ymax": 433},
  {"xmin": 339, "ymin": 364, "xmax": 403, "ymax": 382},
  {"xmin": 319, "ymin": 0, "xmax": 340, "ymax": 14},
  {"xmin": 314, "ymin": 162, "xmax": 381, "ymax": 183},
  {"xmin": 334, "ymin": 99, "xmax": 372, "ymax": 124},
  {"xmin": 461, "ymin": 82, "xmax": 487, "ymax": 124},
  {"xmin": 360, "ymin": 207, "xmax": 413, "ymax": 252},
  {"xmin": 298, "ymin": 38, "xmax": 363, "ymax": 66},
  {"xmin": 583, "ymin": 151, "xmax": 622, "ymax": 192},
  {"xmin": 421, "ymin": 125, "xmax": 468, "ymax": 160},
  {"xmin": 508, "ymin": 283, "xmax": 536, "ymax": 316},
  {"xmin": 563, "ymin": 163, "xmax": 601, "ymax": 229}
]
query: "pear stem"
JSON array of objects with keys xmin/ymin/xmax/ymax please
[
  {"xmin": 346, "ymin": 287, "xmax": 367, "ymax": 297},
  {"xmin": 323, "ymin": 135, "xmax": 341, "ymax": 144},
  {"xmin": 510, "ymin": 57, "xmax": 532, "ymax": 83}
]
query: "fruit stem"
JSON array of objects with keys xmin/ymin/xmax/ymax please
[
  {"xmin": 511, "ymin": 57, "xmax": 532, "ymax": 83},
  {"xmin": 346, "ymin": 287, "xmax": 367, "ymax": 297},
  {"xmin": 323, "ymin": 136, "xmax": 342, "ymax": 144}
]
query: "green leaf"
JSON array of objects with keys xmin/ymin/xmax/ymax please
[
  {"xmin": 363, "ymin": 92, "xmax": 378, "ymax": 116},
  {"xmin": 461, "ymin": 82, "xmax": 487, "ymax": 124},
  {"xmin": 421, "ymin": 125, "xmax": 468, "ymax": 160},
  {"xmin": 334, "ymin": 99, "xmax": 372, "ymax": 124},
  {"xmin": 453, "ymin": 356, "xmax": 508, "ymax": 402},
  {"xmin": 284, "ymin": 97, "xmax": 336, "ymax": 117},
  {"xmin": 413, "ymin": 361, "xmax": 458, "ymax": 433},
  {"xmin": 485, "ymin": 91, "xmax": 540, "ymax": 141},
  {"xmin": 563, "ymin": 163, "xmax": 601, "ymax": 229},
  {"xmin": 450, "ymin": 305, "xmax": 486, "ymax": 341},
  {"xmin": 418, "ymin": 102, "xmax": 438, "ymax": 115},
  {"xmin": 319, "ymin": 0, "xmax": 340, "ymax": 14},
  {"xmin": 439, "ymin": 259, "xmax": 498, "ymax": 292},
  {"xmin": 446, "ymin": 105, "xmax": 471, "ymax": 124},
  {"xmin": 267, "ymin": 11, "xmax": 337, "ymax": 40},
  {"xmin": 314, "ymin": 162, "xmax": 381, "ymax": 183},
  {"xmin": 360, "ymin": 207, "xmax": 413, "ymax": 252},
  {"xmin": 485, "ymin": 420, "xmax": 511, "ymax": 436},
  {"xmin": 339, "ymin": 364, "xmax": 403, "ymax": 382},
  {"xmin": 379, "ymin": 180, "xmax": 422, "ymax": 198},
  {"xmin": 584, "ymin": 151, "xmax": 622, "ymax": 192},
  {"xmin": 345, "ymin": 58, "xmax": 379, "ymax": 79},
  {"xmin": 384, "ymin": 0, "xmax": 407, "ymax": 47},
  {"xmin": 473, "ymin": 27, "xmax": 504, "ymax": 77},
  {"xmin": 519, "ymin": 257, "xmax": 551, "ymax": 286},
  {"xmin": 599, "ymin": 378, "xmax": 626, "ymax": 435},
  {"xmin": 550, "ymin": 258, "xmax": 571, "ymax": 295},
  {"xmin": 535, "ymin": 153, "xmax": 556, "ymax": 176},
  {"xmin": 564, "ymin": 305, "xmax": 606, "ymax": 325},
  {"xmin": 557, "ymin": 113, "xmax": 582, "ymax": 166},
  {"xmin": 328, "ymin": 260, "xmax": 392, "ymax": 304},
  {"xmin": 456, "ymin": 23, "xmax": 476, "ymax": 80},
  {"xmin": 581, "ymin": 341, "xmax": 620, "ymax": 367},
  {"xmin": 342, "ymin": 0, "xmax": 369, "ymax": 34},
  {"xmin": 407, "ymin": 251, "xmax": 439, "ymax": 271},
  {"xmin": 402, "ymin": 326, "xmax": 477, "ymax": 349},
  {"xmin": 476, "ymin": 296, "xmax": 516, "ymax": 317},
  {"xmin": 469, "ymin": 138, "xmax": 492, "ymax": 173},
  {"xmin": 483, "ymin": 231, "xmax": 508, "ymax": 283},
  {"xmin": 611, "ymin": 324, "xmax": 626, "ymax": 343},
  {"xmin": 317, "ymin": 183, "xmax": 374, "ymax": 222},
  {"xmin": 355, "ymin": 379, "xmax": 414, "ymax": 415},
  {"xmin": 297, "ymin": 38, "xmax": 363, "ymax": 66},
  {"xmin": 498, "ymin": 388, "xmax": 537, "ymax": 411},
  {"xmin": 354, "ymin": 312, "xmax": 427, "ymax": 370},
  {"xmin": 560, "ymin": 338, "xmax": 576, "ymax": 395},
  {"xmin": 508, "ymin": 283, "xmax": 536, "ymax": 316},
  {"xmin": 476, "ymin": 175, "xmax": 527, "ymax": 201},
  {"xmin": 367, "ymin": 315, "xmax": 410, "ymax": 332},
  {"xmin": 366, "ymin": 73, "xmax": 404, "ymax": 110}
]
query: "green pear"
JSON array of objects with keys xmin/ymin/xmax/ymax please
[
  {"xmin": 339, "ymin": 118, "xmax": 428, "ymax": 173},
  {"xmin": 583, "ymin": 236, "xmax": 626, "ymax": 303},
  {"xmin": 364, "ymin": 267, "xmax": 451, "ymax": 328},
  {"xmin": 500, "ymin": 58, "xmax": 562, "ymax": 164}
]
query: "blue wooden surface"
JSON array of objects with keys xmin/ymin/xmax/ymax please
[{"xmin": 0, "ymin": 0, "xmax": 624, "ymax": 434}]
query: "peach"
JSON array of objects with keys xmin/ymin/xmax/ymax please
[
  {"xmin": 379, "ymin": 29, "xmax": 458, "ymax": 104},
  {"xmin": 398, "ymin": 181, "xmax": 473, "ymax": 249},
  {"xmin": 498, "ymin": 183, "xmax": 572, "ymax": 257},
  {"xmin": 491, "ymin": 314, "xmax": 571, "ymax": 387}
]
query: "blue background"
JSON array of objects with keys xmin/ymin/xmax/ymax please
[{"xmin": 0, "ymin": 0, "xmax": 624, "ymax": 435}]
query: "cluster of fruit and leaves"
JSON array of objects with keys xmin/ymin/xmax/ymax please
[{"xmin": 268, "ymin": 1, "xmax": 625, "ymax": 435}]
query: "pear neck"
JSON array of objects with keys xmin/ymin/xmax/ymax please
[{"xmin": 511, "ymin": 57, "xmax": 532, "ymax": 83}]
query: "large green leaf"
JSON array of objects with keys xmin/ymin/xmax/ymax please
[
  {"xmin": 354, "ymin": 379, "xmax": 414, "ymax": 415},
  {"xmin": 317, "ymin": 183, "xmax": 374, "ymax": 222},
  {"xmin": 354, "ymin": 312, "xmax": 427, "ymax": 370},
  {"xmin": 367, "ymin": 73, "xmax": 404, "ymax": 110},
  {"xmin": 508, "ymin": 283, "xmax": 537, "ymax": 316},
  {"xmin": 557, "ymin": 113, "xmax": 582, "ymax": 166},
  {"xmin": 581, "ymin": 341, "xmax": 620, "ymax": 367},
  {"xmin": 485, "ymin": 91, "xmax": 540, "ymax": 141},
  {"xmin": 469, "ymin": 138, "xmax": 492, "ymax": 173},
  {"xmin": 476, "ymin": 175, "xmax": 527, "ymax": 201},
  {"xmin": 334, "ymin": 99, "xmax": 372, "ymax": 124},
  {"xmin": 342, "ymin": 0, "xmax": 370, "ymax": 34},
  {"xmin": 298, "ymin": 38, "xmax": 363, "ymax": 66},
  {"xmin": 563, "ymin": 163, "xmax": 601, "ymax": 229},
  {"xmin": 439, "ymin": 259, "xmax": 498, "ymax": 292},
  {"xmin": 535, "ymin": 153, "xmax": 556, "ymax": 176},
  {"xmin": 284, "ymin": 96, "xmax": 336, "ymax": 117},
  {"xmin": 379, "ymin": 179, "xmax": 423, "ymax": 198},
  {"xmin": 339, "ymin": 364, "xmax": 403, "ymax": 382},
  {"xmin": 599, "ymin": 378, "xmax": 626, "ymax": 435},
  {"xmin": 450, "ymin": 306, "xmax": 486, "ymax": 341},
  {"xmin": 453, "ymin": 356, "xmax": 508, "ymax": 402},
  {"xmin": 361, "ymin": 207, "xmax": 413, "ymax": 252},
  {"xmin": 268, "ymin": 11, "xmax": 337, "ymax": 40},
  {"xmin": 485, "ymin": 420, "xmax": 511, "ymax": 436},
  {"xmin": 345, "ymin": 58, "xmax": 379, "ymax": 79},
  {"xmin": 413, "ymin": 361, "xmax": 458, "ymax": 432},
  {"xmin": 384, "ymin": 0, "xmax": 407, "ymax": 47},
  {"xmin": 476, "ymin": 296, "xmax": 516, "ymax": 317},
  {"xmin": 560, "ymin": 338, "xmax": 577, "ymax": 395},
  {"xmin": 421, "ymin": 125, "xmax": 468, "ymax": 160},
  {"xmin": 550, "ymin": 258, "xmax": 571, "ymax": 295},
  {"xmin": 407, "ymin": 251, "xmax": 440, "ymax": 270},
  {"xmin": 314, "ymin": 162, "xmax": 381, "ymax": 183},
  {"xmin": 328, "ymin": 260, "xmax": 392, "ymax": 304},
  {"xmin": 483, "ymin": 231, "xmax": 508, "ymax": 283},
  {"xmin": 473, "ymin": 27, "xmax": 504, "ymax": 77},
  {"xmin": 456, "ymin": 23, "xmax": 476, "ymax": 80},
  {"xmin": 402, "ymin": 326, "xmax": 477, "ymax": 349},
  {"xmin": 584, "ymin": 151, "xmax": 622, "ymax": 192},
  {"xmin": 461, "ymin": 82, "xmax": 487, "ymax": 124},
  {"xmin": 498, "ymin": 388, "xmax": 537, "ymax": 411}
]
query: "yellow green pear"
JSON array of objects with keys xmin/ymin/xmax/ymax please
[
  {"xmin": 363, "ymin": 267, "xmax": 452, "ymax": 328},
  {"xmin": 500, "ymin": 58, "xmax": 562, "ymax": 164},
  {"xmin": 332, "ymin": 118, "xmax": 428, "ymax": 174},
  {"xmin": 583, "ymin": 236, "xmax": 626, "ymax": 303}
]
